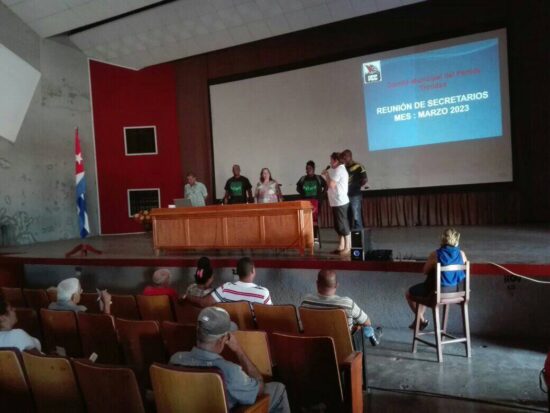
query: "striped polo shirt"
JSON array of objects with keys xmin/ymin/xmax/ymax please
[
  {"xmin": 301, "ymin": 293, "xmax": 368, "ymax": 330},
  {"xmin": 212, "ymin": 281, "xmax": 273, "ymax": 305}
]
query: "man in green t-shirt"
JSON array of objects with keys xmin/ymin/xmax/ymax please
[
  {"xmin": 296, "ymin": 160, "xmax": 327, "ymax": 199},
  {"xmin": 223, "ymin": 164, "xmax": 253, "ymax": 204}
]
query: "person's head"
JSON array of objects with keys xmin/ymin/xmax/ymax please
[
  {"xmin": 316, "ymin": 269, "xmax": 338, "ymax": 296},
  {"xmin": 0, "ymin": 295, "xmax": 17, "ymax": 331},
  {"xmin": 306, "ymin": 160, "xmax": 315, "ymax": 176},
  {"xmin": 330, "ymin": 152, "xmax": 343, "ymax": 168},
  {"xmin": 232, "ymin": 164, "xmax": 241, "ymax": 177},
  {"xmin": 196, "ymin": 307, "xmax": 237, "ymax": 353},
  {"xmin": 440, "ymin": 228, "xmax": 460, "ymax": 247},
  {"xmin": 56, "ymin": 277, "xmax": 82, "ymax": 304},
  {"xmin": 152, "ymin": 269, "xmax": 172, "ymax": 287},
  {"xmin": 236, "ymin": 257, "xmax": 255, "ymax": 282},
  {"xmin": 186, "ymin": 172, "xmax": 197, "ymax": 186},
  {"xmin": 341, "ymin": 149, "xmax": 353, "ymax": 166},
  {"xmin": 195, "ymin": 256, "xmax": 214, "ymax": 287},
  {"xmin": 260, "ymin": 168, "xmax": 272, "ymax": 183}
]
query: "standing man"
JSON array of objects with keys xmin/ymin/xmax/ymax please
[
  {"xmin": 224, "ymin": 165, "xmax": 253, "ymax": 204},
  {"xmin": 321, "ymin": 152, "xmax": 351, "ymax": 255},
  {"xmin": 296, "ymin": 160, "xmax": 327, "ymax": 199},
  {"xmin": 342, "ymin": 149, "xmax": 368, "ymax": 230},
  {"xmin": 184, "ymin": 172, "xmax": 208, "ymax": 206}
]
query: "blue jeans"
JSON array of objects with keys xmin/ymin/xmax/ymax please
[{"xmin": 348, "ymin": 195, "xmax": 363, "ymax": 230}]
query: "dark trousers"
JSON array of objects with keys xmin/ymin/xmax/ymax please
[{"xmin": 352, "ymin": 327, "xmax": 368, "ymax": 389}]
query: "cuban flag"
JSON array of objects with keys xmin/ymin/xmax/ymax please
[{"xmin": 75, "ymin": 128, "xmax": 90, "ymax": 239}]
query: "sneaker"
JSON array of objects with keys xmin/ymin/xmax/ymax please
[
  {"xmin": 369, "ymin": 326, "xmax": 383, "ymax": 346},
  {"xmin": 408, "ymin": 319, "xmax": 429, "ymax": 331}
]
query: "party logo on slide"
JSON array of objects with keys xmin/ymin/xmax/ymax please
[{"xmin": 363, "ymin": 61, "xmax": 382, "ymax": 84}]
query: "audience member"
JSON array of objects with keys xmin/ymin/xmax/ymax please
[
  {"xmin": 185, "ymin": 257, "xmax": 215, "ymax": 298},
  {"xmin": 224, "ymin": 165, "xmax": 253, "ymax": 204},
  {"xmin": 184, "ymin": 172, "xmax": 208, "ymax": 206},
  {"xmin": 185, "ymin": 257, "xmax": 272, "ymax": 307},
  {"xmin": 170, "ymin": 307, "xmax": 290, "ymax": 413},
  {"xmin": 301, "ymin": 269, "xmax": 380, "ymax": 346},
  {"xmin": 255, "ymin": 168, "xmax": 282, "ymax": 203},
  {"xmin": 296, "ymin": 160, "xmax": 327, "ymax": 199},
  {"xmin": 341, "ymin": 149, "xmax": 368, "ymax": 230},
  {"xmin": 405, "ymin": 228, "xmax": 468, "ymax": 330},
  {"xmin": 0, "ymin": 294, "xmax": 41, "ymax": 352},
  {"xmin": 143, "ymin": 269, "xmax": 179, "ymax": 299},
  {"xmin": 321, "ymin": 152, "xmax": 351, "ymax": 255},
  {"xmin": 49, "ymin": 277, "xmax": 111, "ymax": 314}
]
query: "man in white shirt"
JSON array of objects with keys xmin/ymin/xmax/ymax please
[
  {"xmin": 185, "ymin": 257, "xmax": 273, "ymax": 307},
  {"xmin": 184, "ymin": 172, "xmax": 208, "ymax": 207},
  {"xmin": 0, "ymin": 295, "xmax": 41, "ymax": 352},
  {"xmin": 322, "ymin": 152, "xmax": 351, "ymax": 255}
]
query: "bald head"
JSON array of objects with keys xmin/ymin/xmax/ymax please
[{"xmin": 317, "ymin": 269, "xmax": 338, "ymax": 294}]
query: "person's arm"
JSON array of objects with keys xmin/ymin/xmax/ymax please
[
  {"xmin": 275, "ymin": 182, "xmax": 283, "ymax": 201},
  {"xmin": 223, "ymin": 190, "xmax": 230, "ymax": 204},
  {"xmin": 319, "ymin": 175, "xmax": 328, "ymax": 194},
  {"xmin": 296, "ymin": 178, "xmax": 304, "ymax": 197},
  {"xmin": 360, "ymin": 167, "xmax": 368, "ymax": 188},
  {"xmin": 225, "ymin": 333, "xmax": 264, "ymax": 394},
  {"xmin": 184, "ymin": 184, "xmax": 189, "ymax": 199},
  {"xmin": 322, "ymin": 170, "xmax": 338, "ymax": 189},
  {"xmin": 201, "ymin": 184, "xmax": 208, "ymax": 204},
  {"xmin": 100, "ymin": 290, "xmax": 112, "ymax": 315},
  {"xmin": 184, "ymin": 292, "xmax": 216, "ymax": 308},
  {"xmin": 422, "ymin": 251, "xmax": 438, "ymax": 276}
]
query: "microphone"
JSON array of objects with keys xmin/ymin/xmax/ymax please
[{"xmin": 324, "ymin": 165, "xmax": 330, "ymax": 171}]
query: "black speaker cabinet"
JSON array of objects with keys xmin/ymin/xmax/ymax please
[
  {"xmin": 351, "ymin": 229, "xmax": 372, "ymax": 250},
  {"xmin": 364, "ymin": 249, "xmax": 393, "ymax": 261}
]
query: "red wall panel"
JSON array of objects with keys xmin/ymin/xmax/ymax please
[{"xmin": 90, "ymin": 60, "xmax": 182, "ymax": 234}]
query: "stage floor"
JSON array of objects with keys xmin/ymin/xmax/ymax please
[{"xmin": 1, "ymin": 225, "xmax": 549, "ymax": 277}]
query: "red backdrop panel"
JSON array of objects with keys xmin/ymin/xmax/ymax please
[{"xmin": 90, "ymin": 60, "xmax": 182, "ymax": 234}]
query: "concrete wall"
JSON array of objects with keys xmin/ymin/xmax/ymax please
[
  {"xmin": 24, "ymin": 264, "xmax": 550, "ymax": 341},
  {"xmin": 0, "ymin": 4, "xmax": 97, "ymax": 245}
]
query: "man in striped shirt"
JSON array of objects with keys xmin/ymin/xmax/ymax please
[
  {"xmin": 185, "ymin": 257, "xmax": 273, "ymax": 307},
  {"xmin": 301, "ymin": 269, "xmax": 380, "ymax": 346}
]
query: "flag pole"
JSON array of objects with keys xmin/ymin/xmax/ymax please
[{"xmin": 65, "ymin": 127, "xmax": 102, "ymax": 257}]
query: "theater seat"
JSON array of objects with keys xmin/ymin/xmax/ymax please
[
  {"xmin": 0, "ymin": 348, "xmax": 34, "ymax": 413},
  {"xmin": 136, "ymin": 294, "xmax": 174, "ymax": 321},
  {"xmin": 77, "ymin": 312, "xmax": 120, "ymax": 364},
  {"xmin": 72, "ymin": 359, "xmax": 145, "ymax": 413},
  {"xmin": 23, "ymin": 289, "xmax": 50, "ymax": 311},
  {"xmin": 271, "ymin": 333, "xmax": 363, "ymax": 413},
  {"xmin": 40, "ymin": 308, "xmax": 82, "ymax": 357},
  {"xmin": 1, "ymin": 287, "xmax": 26, "ymax": 307},
  {"xmin": 215, "ymin": 301, "xmax": 255, "ymax": 330},
  {"xmin": 160, "ymin": 321, "xmax": 196, "ymax": 357},
  {"xmin": 110, "ymin": 294, "xmax": 140, "ymax": 320},
  {"xmin": 150, "ymin": 363, "xmax": 269, "ymax": 413},
  {"xmin": 22, "ymin": 351, "xmax": 85, "ymax": 413}
]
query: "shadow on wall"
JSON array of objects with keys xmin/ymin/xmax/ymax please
[{"xmin": 0, "ymin": 209, "xmax": 36, "ymax": 246}]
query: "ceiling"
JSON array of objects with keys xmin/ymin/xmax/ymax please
[{"xmin": 2, "ymin": 0, "xmax": 425, "ymax": 69}]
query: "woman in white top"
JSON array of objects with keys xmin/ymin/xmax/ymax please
[
  {"xmin": 0, "ymin": 294, "xmax": 41, "ymax": 352},
  {"xmin": 255, "ymin": 168, "xmax": 282, "ymax": 204},
  {"xmin": 321, "ymin": 152, "xmax": 351, "ymax": 255}
]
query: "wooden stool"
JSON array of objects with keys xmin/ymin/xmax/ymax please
[{"xmin": 412, "ymin": 261, "xmax": 471, "ymax": 362}]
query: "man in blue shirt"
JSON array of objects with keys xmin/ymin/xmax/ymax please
[{"xmin": 170, "ymin": 307, "xmax": 290, "ymax": 413}]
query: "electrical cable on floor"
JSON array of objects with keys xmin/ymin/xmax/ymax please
[
  {"xmin": 368, "ymin": 385, "xmax": 548, "ymax": 412},
  {"xmin": 487, "ymin": 262, "xmax": 550, "ymax": 284}
]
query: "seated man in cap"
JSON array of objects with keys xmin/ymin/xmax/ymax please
[
  {"xmin": 143, "ymin": 268, "xmax": 179, "ymax": 299},
  {"xmin": 170, "ymin": 307, "xmax": 290, "ymax": 413},
  {"xmin": 185, "ymin": 257, "xmax": 272, "ymax": 306},
  {"xmin": 48, "ymin": 277, "xmax": 111, "ymax": 314}
]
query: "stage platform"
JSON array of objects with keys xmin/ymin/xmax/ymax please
[{"xmin": 1, "ymin": 225, "xmax": 549, "ymax": 277}]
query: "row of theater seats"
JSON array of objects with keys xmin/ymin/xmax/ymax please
[{"xmin": 1, "ymin": 286, "xmax": 364, "ymax": 412}]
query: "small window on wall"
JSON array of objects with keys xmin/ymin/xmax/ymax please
[
  {"xmin": 124, "ymin": 126, "xmax": 157, "ymax": 155},
  {"xmin": 127, "ymin": 189, "xmax": 160, "ymax": 217}
]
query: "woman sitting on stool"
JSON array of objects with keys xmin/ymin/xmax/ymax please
[{"xmin": 405, "ymin": 228, "xmax": 468, "ymax": 330}]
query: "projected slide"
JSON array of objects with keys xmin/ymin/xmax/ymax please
[{"xmin": 363, "ymin": 38, "xmax": 502, "ymax": 151}]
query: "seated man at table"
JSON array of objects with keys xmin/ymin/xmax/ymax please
[
  {"xmin": 301, "ymin": 269, "xmax": 380, "ymax": 346},
  {"xmin": 185, "ymin": 257, "xmax": 272, "ymax": 306},
  {"xmin": 170, "ymin": 307, "xmax": 290, "ymax": 413}
]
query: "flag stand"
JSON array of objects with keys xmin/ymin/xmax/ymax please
[{"xmin": 65, "ymin": 243, "xmax": 102, "ymax": 257}]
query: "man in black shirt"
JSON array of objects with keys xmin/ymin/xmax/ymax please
[
  {"xmin": 342, "ymin": 149, "xmax": 368, "ymax": 230},
  {"xmin": 296, "ymin": 160, "xmax": 327, "ymax": 199},
  {"xmin": 223, "ymin": 164, "xmax": 253, "ymax": 204}
]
